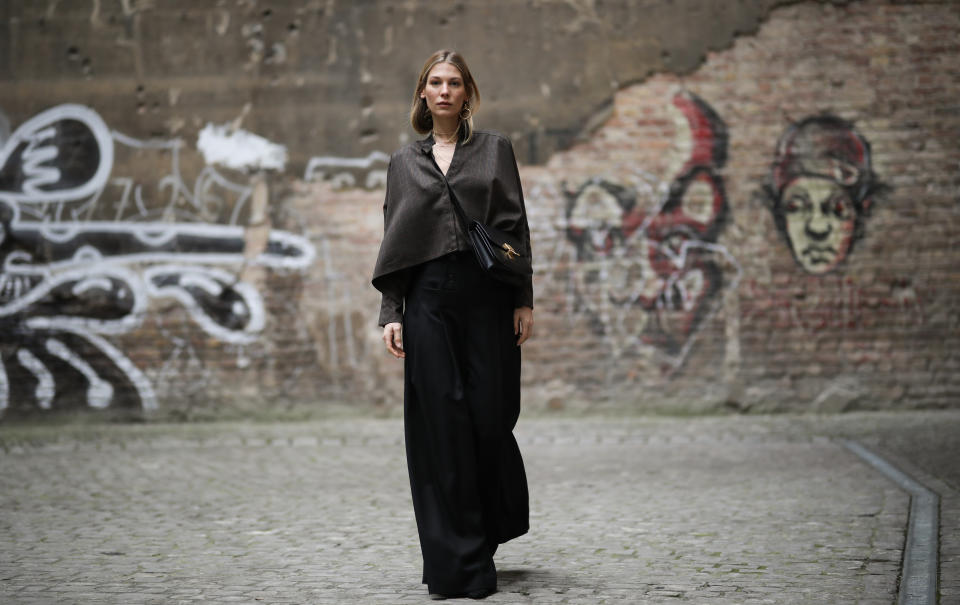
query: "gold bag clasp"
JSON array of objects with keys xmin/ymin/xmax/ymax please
[{"xmin": 502, "ymin": 243, "xmax": 520, "ymax": 260}]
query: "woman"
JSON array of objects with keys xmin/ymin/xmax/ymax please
[{"xmin": 371, "ymin": 49, "xmax": 533, "ymax": 600}]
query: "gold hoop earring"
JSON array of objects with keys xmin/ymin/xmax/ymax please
[{"xmin": 460, "ymin": 104, "xmax": 472, "ymax": 120}]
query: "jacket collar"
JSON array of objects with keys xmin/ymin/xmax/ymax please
[
  {"xmin": 417, "ymin": 131, "xmax": 469, "ymax": 178},
  {"xmin": 416, "ymin": 134, "xmax": 435, "ymax": 157}
]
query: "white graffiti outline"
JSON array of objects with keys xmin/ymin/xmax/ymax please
[
  {"xmin": 112, "ymin": 130, "xmax": 256, "ymax": 224},
  {"xmin": 4, "ymin": 199, "xmax": 315, "ymax": 273},
  {"xmin": 0, "ymin": 104, "xmax": 114, "ymax": 203},
  {"xmin": 144, "ymin": 264, "xmax": 265, "ymax": 344},
  {"xmin": 1, "ymin": 105, "xmax": 316, "ymax": 412},
  {"xmin": 0, "ymin": 354, "xmax": 8, "ymax": 410},
  {"xmin": 1, "ymin": 260, "xmax": 146, "ymax": 334},
  {"xmin": 16, "ymin": 349, "xmax": 55, "ymax": 409},
  {"xmin": 0, "ymin": 262, "xmax": 158, "ymax": 411},
  {"xmin": 74, "ymin": 328, "xmax": 158, "ymax": 410},
  {"xmin": 304, "ymin": 151, "xmax": 389, "ymax": 189},
  {"xmin": 46, "ymin": 338, "xmax": 113, "ymax": 409}
]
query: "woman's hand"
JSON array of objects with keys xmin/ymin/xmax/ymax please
[
  {"xmin": 383, "ymin": 322, "xmax": 405, "ymax": 358},
  {"xmin": 513, "ymin": 306, "xmax": 534, "ymax": 346}
]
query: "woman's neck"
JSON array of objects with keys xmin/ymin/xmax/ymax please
[{"xmin": 432, "ymin": 116, "xmax": 460, "ymax": 141}]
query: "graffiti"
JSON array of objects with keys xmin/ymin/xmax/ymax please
[
  {"xmin": 0, "ymin": 104, "xmax": 315, "ymax": 413},
  {"xmin": 764, "ymin": 115, "xmax": 881, "ymax": 274},
  {"xmin": 197, "ymin": 123, "xmax": 287, "ymax": 172},
  {"xmin": 545, "ymin": 91, "xmax": 739, "ymax": 371},
  {"xmin": 0, "ymin": 104, "xmax": 114, "ymax": 204},
  {"xmin": 304, "ymin": 151, "xmax": 389, "ymax": 189}
]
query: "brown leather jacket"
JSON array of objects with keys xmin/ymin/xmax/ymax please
[{"xmin": 372, "ymin": 130, "xmax": 533, "ymax": 326}]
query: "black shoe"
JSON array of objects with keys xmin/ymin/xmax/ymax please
[{"xmin": 467, "ymin": 588, "xmax": 495, "ymax": 600}]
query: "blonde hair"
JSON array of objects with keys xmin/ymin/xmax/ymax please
[{"xmin": 409, "ymin": 49, "xmax": 480, "ymax": 143}]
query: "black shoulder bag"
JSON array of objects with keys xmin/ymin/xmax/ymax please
[{"xmin": 441, "ymin": 177, "xmax": 532, "ymax": 288}]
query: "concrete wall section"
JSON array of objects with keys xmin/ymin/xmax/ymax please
[{"xmin": 0, "ymin": 0, "xmax": 797, "ymax": 168}]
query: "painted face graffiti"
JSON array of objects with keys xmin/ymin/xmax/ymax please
[
  {"xmin": 767, "ymin": 115, "xmax": 879, "ymax": 275},
  {"xmin": 782, "ymin": 176, "xmax": 856, "ymax": 273}
]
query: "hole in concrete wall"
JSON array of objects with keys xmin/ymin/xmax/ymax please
[
  {"xmin": 243, "ymin": 23, "xmax": 264, "ymax": 38},
  {"xmin": 287, "ymin": 22, "xmax": 299, "ymax": 33},
  {"xmin": 262, "ymin": 8, "xmax": 273, "ymax": 18},
  {"xmin": 66, "ymin": 46, "xmax": 80, "ymax": 61},
  {"xmin": 360, "ymin": 129, "xmax": 380, "ymax": 145}
]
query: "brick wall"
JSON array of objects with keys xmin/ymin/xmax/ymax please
[
  {"xmin": 519, "ymin": 0, "xmax": 960, "ymax": 413},
  {"xmin": 1, "ymin": 0, "xmax": 957, "ymax": 418}
]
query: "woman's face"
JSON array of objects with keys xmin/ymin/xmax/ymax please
[
  {"xmin": 781, "ymin": 176, "xmax": 857, "ymax": 273},
  {"xmin": 420, "ymin": 62, "xmax": 467, "ymax": 124}
]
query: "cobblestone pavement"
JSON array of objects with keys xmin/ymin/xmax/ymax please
[{"xmin": 1, "ymin": 410, "xmax": 957, "ymax": 604}]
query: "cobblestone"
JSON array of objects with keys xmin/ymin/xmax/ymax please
[{"xmin": 1, "ymin": 410, "xmax": 957, "ymax": 604}]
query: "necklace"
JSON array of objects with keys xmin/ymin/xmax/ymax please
[
  {"xmin": 432, "ymin": 129, "xmax": 458, "ymax": 145},
  {"xmin": 432, "ymin": 137, "xmax": 456, "ymax": 174}
]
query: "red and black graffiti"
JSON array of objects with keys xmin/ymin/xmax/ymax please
[{"xmin": 563, "ymin": 91, "xmax": 733, "ymax": 362}]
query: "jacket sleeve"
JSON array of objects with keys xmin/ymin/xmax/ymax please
[
  {"xmin": 375, "ymin": 157, "xmax": 405, "ymax": 327},
  {"xmin": 502, "ymin": 138, "xmax": 534, "ymax": 309},
  {"xmin": 378, "ymin": 290, "xmax": 403, "ymax": 327}
]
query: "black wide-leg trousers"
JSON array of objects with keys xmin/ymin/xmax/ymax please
[{"xmin": 402, "ymin": 252, "xmax": 529, "ymax": 596}]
